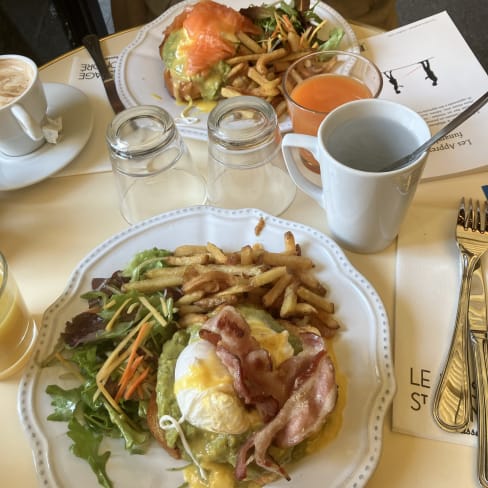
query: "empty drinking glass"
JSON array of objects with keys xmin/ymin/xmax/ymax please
[
  {"xmin": 107, "ymin": 105, "xmax": 207, "ymax": 224},
  {"xmin": 207, "ymin": 96, "xmax": 296, "ymax": 216}
]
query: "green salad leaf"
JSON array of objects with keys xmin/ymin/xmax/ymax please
[
  {"xmin": 122, "ymin": 248, "xmax": 171, "ymax": 281},
  {"xmin": 68, "ymin": 417, "xmax": 112, "ymax": 488},
  {"xmin": 241, "ymin": 0, "xmax": 344, "ymax": 50},
  {"xmin": 44, "ymin": 248, "xmax": 178, "ymax": 487},
  {"xmin": 319, "ymin": 27, "xmax": 344, "ymax": 51}
]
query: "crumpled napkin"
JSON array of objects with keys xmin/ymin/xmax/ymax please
[{"xmin": 42, "ymin": 115, "xmax": 63, "ymax": 144}]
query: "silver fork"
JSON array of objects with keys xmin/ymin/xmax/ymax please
[{"xmin": 433, "ymin": 198, "xmax": 488, "ymax": 432}]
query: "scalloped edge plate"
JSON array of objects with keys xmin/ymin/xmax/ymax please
[
  {"xmin": 19, "ymin": 206, "xmax": 394, "ymax": 488},
  {"xmin": 115, "ymin": 0, "xmax": 359, "ymax": 140}
]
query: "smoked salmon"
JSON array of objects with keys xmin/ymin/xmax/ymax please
[{"xmin": 163, "ymin": 0, "xmax": 260, "ymax": 76}]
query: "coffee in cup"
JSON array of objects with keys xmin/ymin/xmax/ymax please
[
  {"xmin": 0, "ymin": 58, "xmax": 34, "ymax": 108},
  {"xmin": 0, "ymin": 55, "xmax": 48, "ymax": 157}
]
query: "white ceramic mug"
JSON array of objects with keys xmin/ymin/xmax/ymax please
[
  {"xmin": 0, "ymin": 54, "xmax": 47, "ymax": 156},
  {"xmin": 282, "ymin": 99, "xmax": 431, "ymax": 253}
]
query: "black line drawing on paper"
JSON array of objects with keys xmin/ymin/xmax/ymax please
[
  {"xmin": 420, "ymin": 59, "xmax": 438, "ymax": 86},
  {"xmin": 381, "ymin": 57, "xmax": 439, "ymax": 94},
  {"xmin": 383, "ymin": 70, "xmax": 404, "ymax": 94}
]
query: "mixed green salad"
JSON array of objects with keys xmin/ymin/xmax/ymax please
[
  {"xmin": 240, "ymin": 0, "xmax": 344, "ymax": 51},
  {"xmin": 43, "ymin": 249, "xmax": 178, "ymax": 488}
]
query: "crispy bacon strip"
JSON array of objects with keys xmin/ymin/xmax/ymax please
[
  {"xmin": 199, "ymin": 306, "xmax": 338, "ymax": 481},
  {"xmin": 200, "ymin": 306, "xmax": 291, "ymax": 419},
  {"xmin": 236, "ymin": 350, "xmax": 337, "ymax": 480}
]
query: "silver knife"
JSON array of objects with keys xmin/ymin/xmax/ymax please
[
  {"xmin": 469, "ymin": 261, "xmax": 488, "ymax": 487},
  {"xmin": 82, "ymin": 34, "xmax": 125, "ymax": 114}
]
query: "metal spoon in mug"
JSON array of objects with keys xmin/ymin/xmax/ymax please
[{"xmin": 379, "ymin": 90, "xmax": 488, "ymax": 172}]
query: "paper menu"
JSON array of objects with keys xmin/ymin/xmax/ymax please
[{"xmin": 361, "ymin": 11, "xmax": 488, "ymax": 181}]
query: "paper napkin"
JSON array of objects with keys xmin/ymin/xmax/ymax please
[{"xmin": 392, "ymin": 200, "xmax": 487, "ymax": 447}]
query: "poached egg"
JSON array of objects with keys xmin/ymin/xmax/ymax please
[{"xmin": 173, "ymin": 318, "xmax": 294, "ymax": 434}]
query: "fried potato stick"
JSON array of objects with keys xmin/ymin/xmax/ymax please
[
  {"xmin": 256, "ymin": 48, "xmax": 288, "ymax": 74},
  {"xmin": 262, "ymin": 252, "xmax": 314, "ymax": 270},
  {"xmin": 206, "ymin": 242, "xmax": 228, "ymax": 264},
  {"xmin": 237, "ymin": 31, "xmax": 265, "ymax": 53},
  {"xmin": 250, "ymin": 266, "xmax": 287, "ymax": 287},
  {"xmin": 296, "ymin": 286, "xmax": 334, "ymax": 313},
  {"xmin": 122, "ymin": 275, "xmax": 184, "ymax": 293}
]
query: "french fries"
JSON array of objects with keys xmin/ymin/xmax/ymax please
[
  {"xmin": 219, "ymin": 14, "xmax": 332, "ymax": 116},
  {"xmin": 124, "ymin": 231, "xmax": 340, "ymax": 339}
]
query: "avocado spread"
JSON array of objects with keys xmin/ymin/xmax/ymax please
[
  {"xmin": 155, "ymin": 306, "xmax": 310, "ymax": 484},
  {"xmin": 162, "ymin": 30, "xmax": 231, "ymax": 101}
]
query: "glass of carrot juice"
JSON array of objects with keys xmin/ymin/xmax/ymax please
[
  {"xmin": 0, "ymin": 252, "xmax": 37, "ymax": 379},
  {"xmin": 282, "ymin": 50, "xmax": 383, "ymax": 173}
]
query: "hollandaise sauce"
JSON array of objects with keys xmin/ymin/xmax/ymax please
[
  {"xmin": 158, "ymin": 310, "xmax": 345, "ymax": 488},
  {"xmin": 184, "ymin": 462, "xmax": 261, "ymax": 488}
]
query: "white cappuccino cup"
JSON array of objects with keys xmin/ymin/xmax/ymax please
[
  {"xmin": 0, "ymin": 55, "xmax": 47, "ymax": 156},
  {"xmin": 282, "ymin": 99, "xmax": 431, "ymax": 253}
]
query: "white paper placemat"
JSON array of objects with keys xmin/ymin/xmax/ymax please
[{"xmin": 361, "ymin": 11, "xmax": 488, "ymax": 181}]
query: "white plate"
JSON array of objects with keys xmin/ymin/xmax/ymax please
[
  {"xmin": 0, "ymin": 83, "xmax": 93, "ymax": 191},
  {"xmin": 115, "ymin": 0, "xmax": 359, "ymax": 140},
  {"xmin": 19, "ymin": 206, "xmax": 394, "ymax": 488}
]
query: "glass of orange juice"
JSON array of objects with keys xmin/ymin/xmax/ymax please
[
  {"xmin": 0, "ymin": 252, "xmax": 37, "ymax": 379},
  {"xmin": 282, "ymin": 50, "xmax": 383, "ymax": 173}
]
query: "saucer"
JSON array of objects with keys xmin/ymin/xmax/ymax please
[{"xmin": 0, "ymin": 83, "xmax": 93, "ymax": 191}]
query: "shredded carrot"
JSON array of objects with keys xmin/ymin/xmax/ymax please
[
  {"xmin": 127, "ymin": 322, "xmax": 150, "ymax": 373},
  {"xmin": 282, "ymin": 14, "xmax": 293, "ymax": 32},
  {"xmin": 114, "ymin": 321, "xmax": 151, "ymax": 402},
  {"xmin": 94, "ymin": 313, "xmax": 151, "ymax": 402},
  {"xmin": 118, "ymin": 353, "xmax": 144, "ymax": 388},
  {"xmin": 115, "ymin": 354, "xmax": 144, "ymax": 402},
  {"xmin": 124, "ymin": 367, "xmax": 150, "ymax": 400}
]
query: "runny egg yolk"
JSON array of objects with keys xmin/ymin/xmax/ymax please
[
  {"xmin": 247, "ymin": 319, "xmax": 294, "ymax": 367},
  {"xmin": 174, "ymin": 339, "xmax": 257, "ymax": 434},
  {"xmin": 174, "ymin": 323, "xmax": 294, "ymax": 436}
]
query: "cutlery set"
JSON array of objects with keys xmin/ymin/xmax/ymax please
[{"xmin": 433, "ymin": 198, "xmax": 488, "ymax": 486}]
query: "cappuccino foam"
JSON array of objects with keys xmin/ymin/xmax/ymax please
[{"xmin": 0, "ymin": 58, "xmax": 33, "ymax": 108}]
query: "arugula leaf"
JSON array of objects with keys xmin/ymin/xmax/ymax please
[
  {"xmin": 46, "ymin": 384, "xmax": 82, "ymax": 421},
  {"xmin": 104, "ymin": 401, "xmax": 151, "ymax": 453},
  {"xmin": 67, "ymin": 417, "xmax": 113, "ymax": 488}
]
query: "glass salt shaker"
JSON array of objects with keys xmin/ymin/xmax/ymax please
[
  {"xmin": 207, "ymin": 96, "xmax": 296, "ymax": 216},
  {"xmin": 106, "ymin": 105, "xmax": 207, "ymax": 225}
]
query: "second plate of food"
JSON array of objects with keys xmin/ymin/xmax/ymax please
[{"xmin": 115, "ymin": 0, "xmax": 359, "ymax": 140}]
